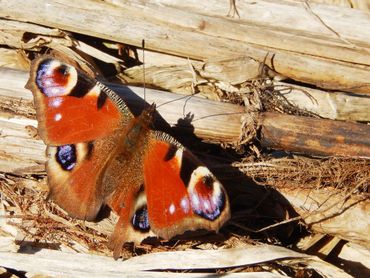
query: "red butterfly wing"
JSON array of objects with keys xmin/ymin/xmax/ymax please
[
  {"xmin": 26, "ymin": 56, "xmax": 132, "ymax": 145},
  {"xmin": 26, "ymin": 56, "xmax": 133, "ymax": 220},
  {"xmin": 46, "ymin": 138, "xmax": 114, "ymax": 220},
  {"xmin": 143, "ymin": 132, "xmax": 230, "ymax": 239}
]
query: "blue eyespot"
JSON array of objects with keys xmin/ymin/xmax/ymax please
[
  {"xmin": 56, "ymin": 144, "xmax": 76, "ymax": 171},
  {"xmin": 132, "ymin": 206, "xmax": 150, "ymax": 232}
]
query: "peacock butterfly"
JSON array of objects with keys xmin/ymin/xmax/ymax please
[{"xmin": 25, "ymin": 55, "xmax": 230, "ymax": 259}]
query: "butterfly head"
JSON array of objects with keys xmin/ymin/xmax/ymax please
[{"xmin": 138, "ymin": 103, "xmax": 157, "ymax": 126}]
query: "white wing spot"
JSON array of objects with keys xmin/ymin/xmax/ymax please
[
  {"xmin": 191, "ymin": 194, "xmax": 200, "ymax": 209},
  {"xmin": 204, "ymin": 200, "xmax": 210, "ymax": 210},
  {"xmin": 50, "ymin": 97, "xmax": 62, "ymax": 108},
  {"xmin": 54, "ymin": 113, "xmax": 62, "ymax": 121},
  {"xmin": 180, "ymin": 197, "xmax": 190, "ymax": 213},
  {"xmin": 169, "ymin": 203, "xmax": 176, "ymax": 215}
]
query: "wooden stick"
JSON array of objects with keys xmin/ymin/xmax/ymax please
[
  {"xmin": 0, "ymin": 245, "xmax": 349, "ymax": 277},
  {"xmin": 260, "ymin": 112, "xmax": 370, "ymax": 158},
  {"xmin": 273, "ymin": 81, "xmax": 370, "ymax": 122},
  {"xmin": 279, "ymin": 187, "xmax": 370, "ymax": 249},
  {"xmin": 123, "ymin": 62, "xmax": 370, "ymax": 122},
  {"xmin": 307, "ymin": 0, "xmax": 370, "ymax": 11},
  {"xmin": 1, "ymin": 0, "xmax": 370, "ymax": 94}
]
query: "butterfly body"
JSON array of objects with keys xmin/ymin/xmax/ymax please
[{"xmin": 26, "ymin": 55, "xmax": 230, "ymax": 258}]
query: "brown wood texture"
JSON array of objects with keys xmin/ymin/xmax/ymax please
[
  {"xmin": 261, "ymin": 112, "xmax": 370, "ymax": 158},
  {"xmin": 279, "ymin": 187, "xmax": 370, "ymax": 249},
  {"xmin": 123, "ymin": 62, "xmax": 370, "ymax": 122},
  {"xmin": 0, "ymin": 245, "xmax": 350, "ymax": 278},
  {"xmin": 307, "ymin": 0, "xmax": 370, "ymax": 11},
  {"xmin": 273, "ymin": 82, "xmax": 370, "ymax": 122},
  {"xmin": 1, "ymin": 0, "xmax": 370, "ymax": 94}
]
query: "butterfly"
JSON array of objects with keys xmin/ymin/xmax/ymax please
[{"xmin": 25, "ymin": 55, "xmax": 230, "ymax": 259}]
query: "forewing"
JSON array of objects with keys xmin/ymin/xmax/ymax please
[{"xmin": 26, "ymin": 56, "xmax": 132, "ymax": 145}]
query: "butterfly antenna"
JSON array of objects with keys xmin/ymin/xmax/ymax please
[{"xmin": 142, "ymin": 39, "xmax": 146, "ymax": 101}]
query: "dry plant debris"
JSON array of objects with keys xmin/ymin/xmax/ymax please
[{"xmin": 235, "ymin": 157, "xmax": 369, "ymax": 193}]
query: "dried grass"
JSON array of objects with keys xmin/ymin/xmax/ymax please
[{"xmin": 234, "ymin": 157, "xmax": 369, "ymax": 193}]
